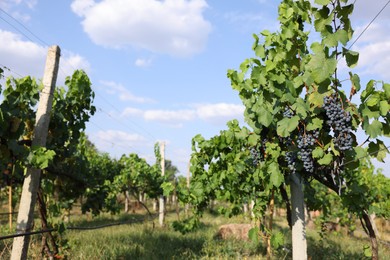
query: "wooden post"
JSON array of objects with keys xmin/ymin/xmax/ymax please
[
  {"xmin": 159, "ymin": 142, "xmax": 165, "ymax": 226},
  {"xmin": 9, "ymin": 185, "xmax": 12, "ymax": 230},
  {"xmin": 124, "ymin": 191, "xmax": 130, "ymax": 213},
  {"xmin": 290, "ymin": 172, "xmax": 307, "ymax": 260},
  {"xmin": 11, "ymin": 46, "xmax": 60, "ymax": 260}
]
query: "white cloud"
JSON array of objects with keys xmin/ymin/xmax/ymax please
[
  {"xmin": 224, "ymin": 11, "xmax": 264, "ymax": 24},
  {"xmin": 195, "ymin": 103, "xmax": 245, "ymax": 120},
  {"xmin": 0, "ymin": 29, "xmax": 46, "ymax": 77},
  {"xmin": 135, "ymin": 57, "xmax": 153, "ymax": 67},
  {"xmin": 121, "ymin": 107, "xmax": 144, "ymax": 117},
  {"xmin": 100, "ymin": 80, "xmax": 154, "ymax": 103},
  {"xmin": 120, "ymin": 102, "xmax": 245, "ymax": 126},
  {"xmin": 91, "ymin": 129, "xmax": 148, "ymax": 155},
  {"xmin": 352, "ymin": 23, "xmax": 390, "ymax": 81},
  {"xmin": 71, "ymin": 0, "xmax": 212, "ymax": 57},
  {"xmin": 94, "ymin": 130, "xmax": 146, "ymax": 143},
  {"xmin": 71, "ymin": 0, "xmax": 95, "ymax": 17},
  {"xmin": 0, "ymin": 0, "xmax": 37, "ymax": 22},
  {"xmin": 352, "ymin": 0, "xmax": 390, "ymax": 21},
  {"xmin": 144, "ymin": 109, "xmax": 196, "ymax": 122},
  {"xmin": 59, "ymin": 51, "xmax": 91, "ymax": 84},
  {"xmin": 0, "ymin": 0, "xmax": 36, "ymax": 10},
  {"xmin": 0, "ymin": 30, "xmax": 91, "ymax": 85}
]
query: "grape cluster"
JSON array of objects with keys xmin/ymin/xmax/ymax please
[
  {"xmin": 250, "ymin": 139, "xmax": 267, "ymax": 166},
  {"xmin": 323, "ymin": 94, "xmax": 353, "ymax": 151},
  {"xmin": 250, "ymin": 147, "xmax": 262, "ymax": 166},
  {"xmin": 283, "ymin": 107, "xmax": 294, "ymax": 118},
  {"xmin": 285, "ymin": 150, "xmax": 296, "ymax": 173},
  {"xmin": 297, "ymin": 130, "xmax": 319, "ymax": 173}
]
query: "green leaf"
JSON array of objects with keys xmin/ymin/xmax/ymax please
[
  {"xmin": 317, "ymin": 153, "xmax": 333, "ymax": 165},
  {"xmin": 354, "ymin": 146, "xmax": 368, "ymax": 161},
  {"xmin": 343, "ymin": 48, "xmax": 359, "ymax": 68},
  {"xmin": 349, "ymin": 72, "xmax": 361, "ymax": 92},
  {"xmin": 248, "ymin": 134, "xmax": 259, "ymax": 147},
  {"xmin": 315, "ymin": 0, "xmax": 331, "ymax": 5},
  {"xmin": 258, "ymin": 106, "xmax": 273, "ymax": 127},
  {"xmin": 384, "ymin": 83, "xmax": 390, "ymax": 98},
  {"xmin": 277, "ymin": 116, "xmax": 299, "ymax": 137},
  {"xmin": 265, "ymin": 59, "xmax": 276, "ymax": 72},
  {"xmin": 248, "ymin": 227, "xmax": 259, "ymax": 243},
  {"xmin": 368, "ymin": 140, "xmax": 388, "ymax": 162},
  {"xmin": 27, "ymin": 146, "xmax": 56, "ymax": 169},
  {"xmin": 379, "ymin": 101, "xmax": 390, "ymax": 116},
  {"xmin": 307, "ymin": 43, "xmax": 337, "ymax": 83},
  {"xmin": 312, "ymin": 147, "xmax": 325, "ymax": 159},
  {"xmin": 269, "ymin": 163, "xmax": 283, "ymax": 187},
  {"xmin": 364, "ymin": 120, "xmax": 382, "ymax": 139},
  {"xmin": 361, "ymin": 80, "xmax": 376, "ymax": 102},
  {"xmin": 255, "ymin": 45, "xmax": 266, "ymax": 59},
  {"xmin": 191, "ymin": 182, "xmax": 204, "ymax": 198},
  {"xmin": 306, "ymin": 118, "xmax": 323, "ymax": 131},
  {"xmin": 161, "ymin": 182, "xmax": 174, "ymax": 197},
  {"xmin": 308, "ymin": 91, "xmax": 326, "ymax": 107},
  {"xmin": 271, "ymin": 232, "xmax": 284, "ymax": 249},
  {"xmin": 292, "ymin": 100, "xmax": 309, "ymax": 118},
  {"xmin": 361, "ymin": 105, "xmax": 380, "ymax": 119},
  {"xmin": 261, "ymin": 30, "xmax": 271, "ymax": 36},
  {"xmin": 366, "ymin": 93, "xmax": 380, "ymax": 107},
  {"xmin": 323, "ymin": 29, "xmax": 349, "ymax": 47},
  {"xmin": 363, "ymin": 245, "xmax": 372, "ymax": 257}
]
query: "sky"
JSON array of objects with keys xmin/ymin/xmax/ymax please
[{"xmin": 0, "ymin": 0, "xmax": 389, "ymax": 178}]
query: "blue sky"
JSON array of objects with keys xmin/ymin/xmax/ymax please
[{"xmin": 0, "ymin": 0, "xmax": 389, "ymax": 177}]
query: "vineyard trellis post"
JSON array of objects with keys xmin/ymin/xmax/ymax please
[
  {"xmin": 11, "ymin": 45, "xmax": 60, "ymax": 260},
  {"xmin": 290, "ymin": 172, "xmax": 307, "ymax": 260},
  {"xmin": 8, "ymin": 185, "xmax": 12, "ymax": 230},
  {"xmin": 159, "ymin": 141, "xmax": 165, "ymax": 226}
]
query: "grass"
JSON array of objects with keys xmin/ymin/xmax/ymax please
[{"xmin": 1, "ymin": 208, "xmax": 389, "ymax": 259}]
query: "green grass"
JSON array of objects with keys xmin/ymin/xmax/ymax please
[{"xmin": 1, "ymin": 210, "xmax": 389, "ymax": 259}]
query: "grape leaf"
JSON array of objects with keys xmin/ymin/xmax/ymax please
[
  {"xmin": 318, "ymin": 153, "xmax": 333, "ymax": 165},
  {"xmin": 269, "ymin": 163, "xmax": 283, "ymax": 187},
  {"xmin": 271, "ymin": 232, "xmax": 284, "ymax": 249},
  {"xmin": 364, "ymin": 120, "xmax": 382, "ymax": 139},
  {"xmin": 315, "ymin": 0, "xmax": 331, "ymax": 5},
  {"xmin": 368, "ymin": 140, "xmax": 388, "ymax": 163},
  {"xmin": 277, "ymin": 116, "xmax": 299, "ymax": 137},
  {"xmin": 307, "ymin": 43, "xmax": 337, "ymax": 84},
  {"xmin": 343, "ymin": 48, "xmax": 359, "ymax": 68},
  {"xmin": 248, "ymin": 227, "xmax": 259, "ymax": 243}
]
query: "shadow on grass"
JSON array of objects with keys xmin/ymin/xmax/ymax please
[
  {"xmin": 67, "ymin": 212, "xmax": 151, "ymax": 228},
  {"xmin": 116, "ymin": 232, "xmax": 206, "ymax": 259}
]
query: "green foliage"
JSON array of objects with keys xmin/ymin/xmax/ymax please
[
  {"xmin": 248, "ymin": 227, "xmax": 260, "ymax": 244},
  {"xmin": 27, "ymin": 146, "xmax": 55, "ymax": 169},
  {"xmin": 115, "ymin": 152, "xmax": 164, "ymax": 201},
  {"xmin": 271, "ymin": 231, "xmax": 284, "ymax": 250},
  {"xmin": 178, "ymin": 0, "xmax": 390, "ymax": 257},
  {"xmin": 161, "ymin": 182, "xmax": 174, "ymax": 197}
]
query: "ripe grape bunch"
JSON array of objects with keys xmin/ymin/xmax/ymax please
[
  {"xmin": 297, "ymin": 130, "xmax": 319, "ymax": 173},
  {"xmin": 283, "ymin": 107, "xmax": 294, "ymax": 118},
  {"xmin": 250, "ymin": 147, "xmax": 262, "ymax": 166},
  {"xmin": 250, "ymin": 139, "xmax": 267, "ymax": 166},
  {"xmin": 323, "ymin": 94, "xmax": 353, "ymax": 151},
  {"xmin": 285, "ymin": 150, "xmax": 297, "ymax": 173}
]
